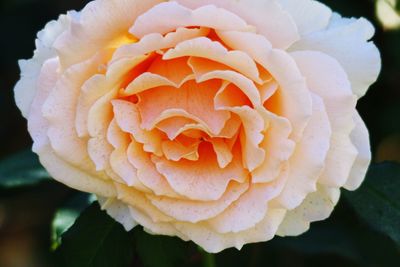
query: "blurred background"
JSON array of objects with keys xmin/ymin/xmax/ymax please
[{"xmin": 0, "ymin": 0, "xmax": 399, "ymax": 266}]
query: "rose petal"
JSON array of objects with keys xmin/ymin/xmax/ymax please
[
  {"xmin": 42, "ymin": 51, "xmax": 110, "ymax": 169},
  {"xmin": 147, "ymin": 56, "xmax": 194, "ymax": 86},
  {"xmin": 251, "ymin": 109, "xmax": 295, "ymax": 183},
  {"xmin": 37, "ymin": 144, "xmax": 116, "ymax": 197},
  {"xmin": 278, "ymin": 0, "xmax": 332, "ymax": 35},
  {"xmin": 54, "ymin": 0, "xmax": 162, "ymax": 67},
  {"xmin": 113, "ymin": 27, "xmax": 210, "ymax": 62},
  {"xmin": 15, "ymin": 14, "xmax": 71, "ymax": 118},
  {"xmin": 344, "ymin": 113, "xmax": 371, "ymax": 190},
  {"xmin": 277, "ymin": 94, "xmax": 331, "ymax": 209},
  {"xmin": 152, "ymin": 143, "xmax": 248, "ymax": 201},
  {"xmin": 221, "ymin": 106, "xmax": 265, "ymax": 172},
  {"xmin": 208, "ymin": 138, "xmax": 234, "ymax": 168},
  {"xmin": 291, "ymin": 51, "xmax": 358, "ymax": 187},
  {"xmin": 208, "ymin": 166, "xmax": 288, "ymax": 233},
  {"xmin": 112, "ymin": 100, "xmax": 163, "ymax": 156},
  {"xmin": 127, "ymin": 141, "xmax": 180, "ymax": 198},
  {"xmin": 137, "ymin": 79, "xmax": 230, "ymax": 135},
  {"xmin": 176, "ymin": 0, "xmax": 299, "ymax": 49},
  {"xmin": 28, "ymin": 58, "xmax": 59, "ymax": 153},
  {"xmin": 130, "ymin": 1, "xmax": 251, "ymax": 38},
  {"xmin": 115, "ymin": 183, "xmax": 173, "ymax": 223},
  {"xmin": 277, "ymin": 185, "xmax": 340, "ymax": 236},
  {"xmin": 98, "ymin": 197, "xmax": 138, "ymax": 231},
  {"xmin": 147, "ymin": 181, "xmax": 249, "ymax": 223},
  {"xmin": 163, "ymin": 37, "xmax": 262, "ymax": 83},
  {"xmin": 174, "ymin": 208, "xmax": 286, "ymax": 253},
  {"xmin": 161, "ymin": 139, "xmax": 200, "ymax": 161},
  {"xmin": 217, "ymin": 30, "xmax": 312, "ymax": 141},
  {"xmin": 87, "ymin": 88, "xmax": 117, "ymax": 171},
  {"xmin": 290, "ymin": 14, "xmax": 381, "ymax": 98}
]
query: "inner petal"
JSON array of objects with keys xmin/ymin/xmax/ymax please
[
  {"xmin": 147, "ymin": 56, "xmax": 194, "ymax": 85},
  {"xmin": 112, "ymin": 99, "xmax": 163, "ymax": 156},
  {"xmin": 137, "ymin": 79, "xmax": 230, "ymax": 135},
  {"xmin": 163, "ymin": 37, "xmax": 262, "ymax": 83},
  {"xmin": 152, "ymin": 142, "xmax": 248, "ymax": 201}
]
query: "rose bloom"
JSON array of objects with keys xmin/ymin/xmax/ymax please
[{"xmin": 15, "ymin": 0, "xmax": 380, "ymax": 252}]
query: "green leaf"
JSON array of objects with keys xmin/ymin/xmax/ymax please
[
  {"xmin": 56, "ymin": 202, "xmax": 135, "ymax": 267},
  {"xmin": 133, "ymin": 227, "xmax": 188, "ymax": 267},
  {"xmin": 0, "ymin": 149, "xmax": 50, "ymax": 188},
  {"xmin": 344, "ymin": 162, "xmax": 400, "ymax": 245},
  {"xmin": 51, "ymin": 193, "xmax": 95, "ymax": 250}
]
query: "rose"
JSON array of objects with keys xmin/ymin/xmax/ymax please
[{"xmin": 14, "ymin": 0, "xmax": 380, "ymax": 253}]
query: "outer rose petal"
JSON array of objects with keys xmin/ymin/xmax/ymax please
[
  {"xmin": 291, "ymin": 51, "xmax": 358, "ymax": 188},
  {"xmin": 28, "ymin": 58, "xmax": 59, "ymax": 153},
  {"xmin": 277, "ymin": 185, "xmax": 340, "ymax": 236},
  {"xmin": 207, "ymin": 167, "xmax": 288, "ymax": 233},
  {"xmin": 98, "ymin": 197, "xmax": 138, "ymax": 231},
  {"xmin": 174, "ymin": 208, "xmax": 286, "ymax": 253},
  {"xmin": 42, "ymin": 51, "xmax": 111, "ymax": 170},
  {"xmin": 176, "ymin": 0, "xmax": 299, "ymax": 49},
  {"xmin": 130, "ymin": 1, "xmax": 251, "ymax": 38},
  {"xmin": 290, "ymin": 13, "xmax": 381, "ymax": 98},
  {"xmin": 38, "ymin": 144, "xmax": 117, "ymax": 197},
  {"xmin": 277, "ymin": 94, "xmax": 331, "ymax": 209},
  {"xmin": 344, "ymin": 113, "xmax": 371, "ymax": 190},
  {"xmin": 15, "ymin": 14, "xmax": 71, "ymax": 118},
  {"xmin": 278, "ymin": 0, "xmax": 332, "ymax": 35},
  {"xmin": 53, "ymin": 0, "xmax": 163, "ymax": 68},
  {"xmin": 152, "ymin": 143, "xmax": 248, "ymax": 201},
  {"xmin": 147, "ymin": 181, "xmax": 249, "ymax": 223}
]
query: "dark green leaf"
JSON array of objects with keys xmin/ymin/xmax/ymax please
[
  {"xmin": 133, "ymin": 227, "xmax": 188, "ymax": 267},
  {"xmin": 0, "ymin": 149, "xmax": 50, "ymax": 188},
  {"xmin": 344, "ymin": 162, "xmax": 400, "ymax": 245},
  {"xmin": 56, "ymin": 202, "xmax": 135, "ymax": 267},
  {"xmin": 51, "ymin": 193, "xmax": 95, "ymax": 250}
]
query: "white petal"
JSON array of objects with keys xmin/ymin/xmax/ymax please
[
  {"xmin": 14, "ymin": 14, "xmax": 71, "ymax": 118},
  {"xmin": 291, "ymin": 51, "xmax": 358, "ymax": 188},
  {"xmin": 176, "ymin": 0, "xmax": 299, "ymax": 48},
  {"xmin": 54, "ymin": 0, "xmax": 163, "ymax": 68},
  {"xmin": 277, "ymin": 185, "xmax": 340, "ymax": 236},
  {"xmin": 344, "ymin": 113, "xmax": 371, "ymax": 190},
  {"xmin": 278, "ymin": 0, "xmax": 332, "ymax": 35},
  {"xmin": 130, "ymin": 1, "xmax": 250, "ymax": 38},
  {"xmin": 290, "ymin": 14, "xmax": 381, "ymax": 98},
  {"xmin": 37, "ymin": 144, "xmax": 116, "ymax": 197},
  {"xmin": 277, "ymin": 94, "xmax": 331, "ymax": 209},
  {"xmin": 98, "ymin": 197, "xmax": 138, "ymax": 231}
]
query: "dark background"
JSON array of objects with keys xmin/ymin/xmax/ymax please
[{"xmin": 0, "ymin": 0, "xmax": 399, "ymax": 266}]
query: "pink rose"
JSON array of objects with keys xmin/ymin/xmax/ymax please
[{"xmin": 14, "ymin": 0, "xmax": 380, "ymax": 252}]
